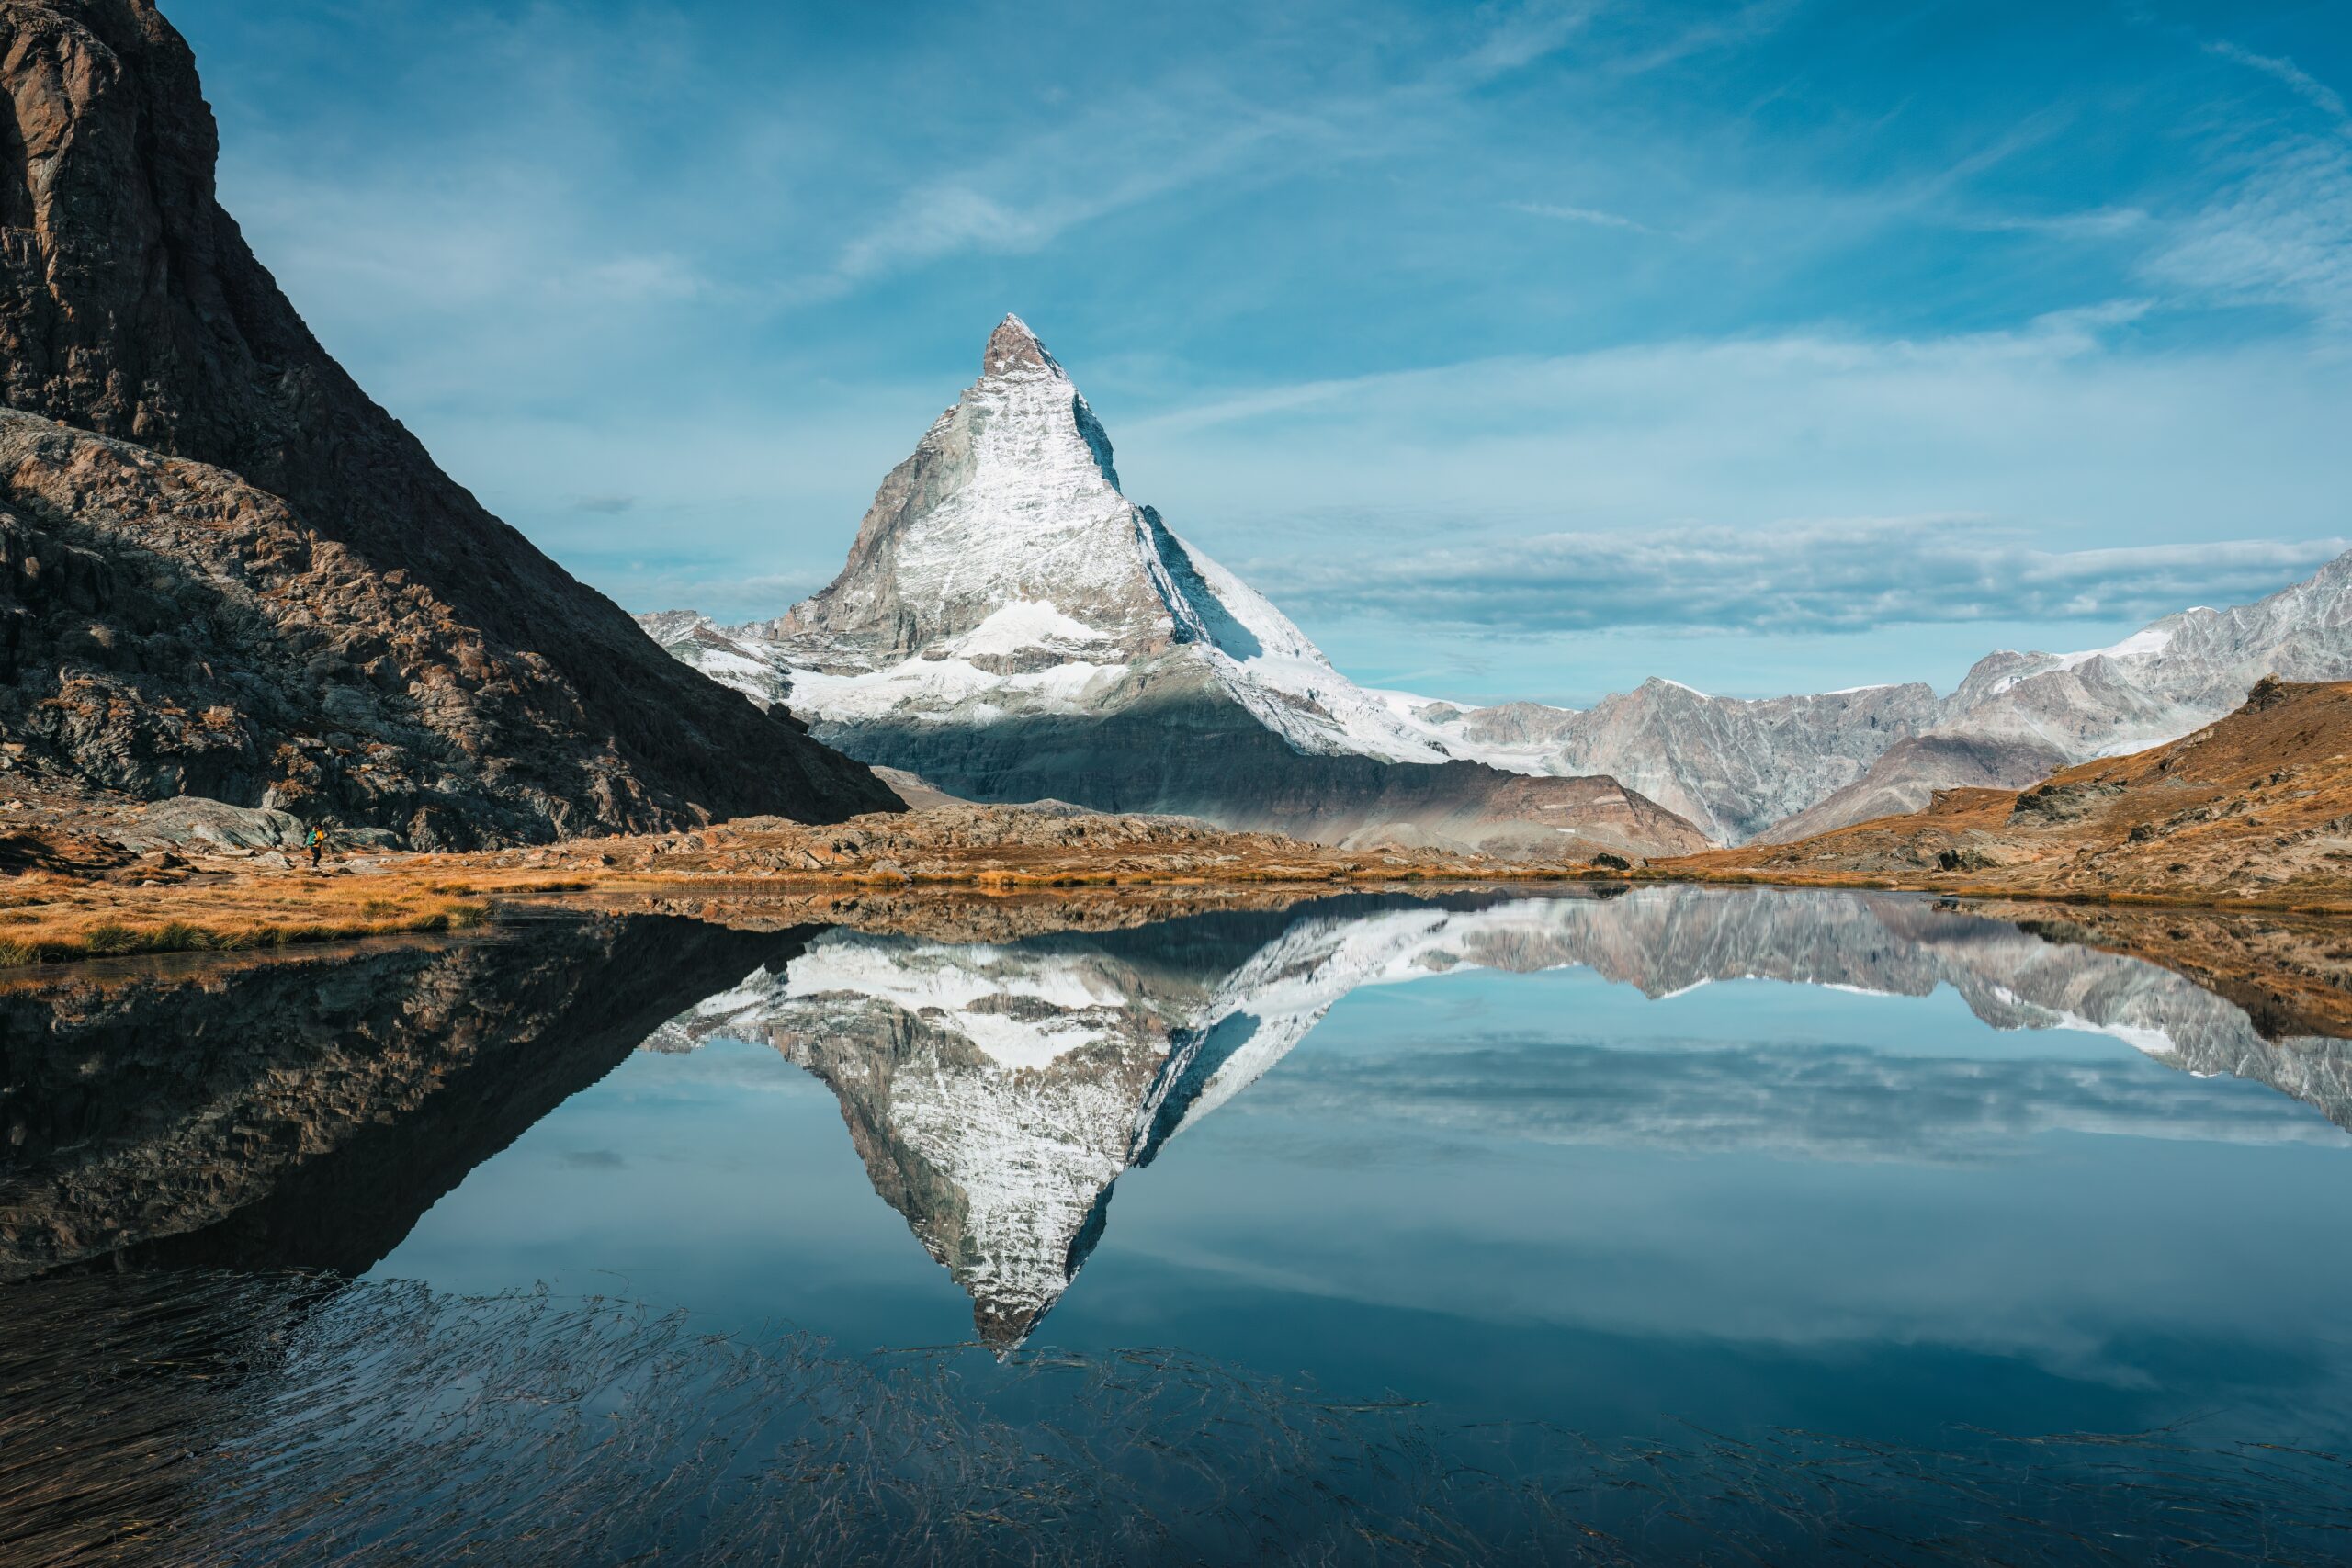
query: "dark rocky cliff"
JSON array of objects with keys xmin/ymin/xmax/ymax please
[{"xmin": 0, "ymin": 0, "xmax": 899, "ymax": 843}]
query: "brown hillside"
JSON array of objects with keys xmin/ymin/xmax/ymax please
[{"xmin": 1661, "ymin": 677, "xmax": 2352, "ymax": 907}]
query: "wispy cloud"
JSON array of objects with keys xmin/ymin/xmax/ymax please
[
  {"xmin": 1964, "ymin": 206, "xmax": 2149, "ymax": 239},
  {"xmin": 2203, "ymin": 39, "xmax": 2352, "ymax": 130},
  {"xmin": 813, "ymin": 2, "xmax": 1614, "ymax": 295},
  {"xmin": 1508, "ymin": 200, "xmax": 1657, "ymax": 232},
  {"xmin": 2143, "ymin": 137, "xmax": 2352, "ymax": 329},
  {"xmin": 1250, "ymin": 523, "xmax": 2346, "ymax": 634},
  {"xmin": 820, "ymin": 105, "xmax": 1292, "ymax": 292}
]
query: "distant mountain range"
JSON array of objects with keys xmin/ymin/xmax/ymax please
[
  {"xmin": 650, "ymin": 317, "xmax": 2352, "ymax": 847},
  {"xmin": 3, "ymin": 2, "xmax": 2338, "ymax": 858}
]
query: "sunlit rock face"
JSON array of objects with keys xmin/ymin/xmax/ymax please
[
  {"xmin": 0, "ymin": 2, "xmax": 895, "ymax": 843},
  {"xmin": 651, "ymin": 889, "xmax": 2352, "ymax": 1347}
]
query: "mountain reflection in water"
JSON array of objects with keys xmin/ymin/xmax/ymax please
[
  {"xmin": 647, "ymin": 887, "xmax": 2352, "ymax": 1348},
  {"xmin": 5, "ymin": 886, "xmax": 2351, "ymax": 1565}
]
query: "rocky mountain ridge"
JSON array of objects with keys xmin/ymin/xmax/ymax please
[
  {"xmin": 0, "ymin": 0, "xmax": 896, "ymax": 846},
  {"xmin": 649, "ymin": 316, "xmax": 1705, "ymax": 861},
  {"xmin": 654, "ymin": 310, "xmax": 2348, "ymax": 849},
  {"xmin": 1680, "ymin": 676, "xmax": 2352, "ymax": 903},
  {"xmin": 1382, "ymin": 548, "xmax": 2352, "ymax": 844},
  {"xmin": 1761, "ymin": 556, "xmax": 2352, "ymax": 840}
]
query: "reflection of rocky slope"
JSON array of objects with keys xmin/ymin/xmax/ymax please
[
  {"xmin": 655, "ymin": 888, "xmax": 2349, "ymax": 1346},
  {"xmin": 0, "ymin": 1, "xmax": 894, "ymax": 844},
  {"xmin": 0, "ymin": 918, "xmax": 804, "ymax": 1279}
]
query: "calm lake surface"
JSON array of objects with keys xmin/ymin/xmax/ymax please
[{"xmin": 6, "ymin": 886, "xmax": 2352, "ymax": 1563}]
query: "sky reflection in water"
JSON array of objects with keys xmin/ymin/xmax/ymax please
[{"xmin": 368, "ymin": 888, "xmax": 2352, "ymax": 1451}]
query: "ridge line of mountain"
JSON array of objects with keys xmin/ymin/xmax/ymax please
[{"xmin": 647, "ymin": 313, "xmax": 2351, "ymax": 852}]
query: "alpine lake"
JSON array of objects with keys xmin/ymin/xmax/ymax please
[{"xmin": 6, "ymin": 883, "xmax": 2351, "ymax": 1565}]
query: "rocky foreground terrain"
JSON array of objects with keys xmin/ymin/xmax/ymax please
[
  {"xmin": 1668, "ymin": 678, "xmax": 2352, "ymax": 908},
  {"xmin": 0, "ymin": 784, "xmax": 1625, "ymax": 966},
  {"xmin": 7, "ymin": 679, "xmax": 2348, "ymax": 971},
  {"xmin": 0, "ymin": 0, "xmax": 895, "ymax": 847}
]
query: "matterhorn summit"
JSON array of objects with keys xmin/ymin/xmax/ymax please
[
  {"xmin": 757, "ymin": 314, "xmax": 1466, "ymax": 761},
  {"xmin": 650, "ymin": 316, "xmax": 1707, "ymax": 861}
]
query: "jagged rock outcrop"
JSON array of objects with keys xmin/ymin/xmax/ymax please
[
  {"xmin": 0, "ymin": 0, "xmax": 897, "ymax": 845},
  {"xmin": 647, "ymin": 316, "xmax": 1707, "ymax": 862},
  {"xmin": 0, "ymin": 915, "xmax": 806, "ymax": 1279}
]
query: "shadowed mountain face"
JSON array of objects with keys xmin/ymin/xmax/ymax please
[
  {"xmin": 0, "ymin": 0, "xmax": 896, "ymax": 843},
  {"xmin": 652, "ymin": 887, "xmax": 2352, "ymax": 1348},
  {"xmin": 0, "ymin": 917, "xmax": 810, "ymax": 1280}
]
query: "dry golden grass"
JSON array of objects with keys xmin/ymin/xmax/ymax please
[
  {"xmin": 0, "ymin": 868, "xmax": 498, "ymax": 966},
  {"xmin": 0, "ymin": 805, "xmax": 1618, "ymax": 969}
]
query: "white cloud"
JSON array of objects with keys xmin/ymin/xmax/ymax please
[
  {"xmin": 2203, "ymin": 39, "xmax": 2352, "ymax": 130},
  {"xmin": 1254, "ymin": 520, "xmax": 2347, "ymax": 633},
  {"xmin": 1508, "ymin": 200, "xmax": 1657, "ymax": 232},
  {"xmin": 2143, "ymin": 138, "xmax": 2352, "ymax": 328}
]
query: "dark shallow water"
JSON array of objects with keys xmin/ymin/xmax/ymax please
[{"xmin": 6, "ymin": 886, "xmax": 2351, "ymax": 1563}]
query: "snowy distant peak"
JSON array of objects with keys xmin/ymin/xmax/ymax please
[{"xmin": 984, "ymin": 312, "xmax": 1062, "ymax": 379}]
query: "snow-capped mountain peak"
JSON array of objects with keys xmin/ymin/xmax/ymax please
[{"xmin": 717, "ymin": 317, "xmax": 1471, "ymax": 765}]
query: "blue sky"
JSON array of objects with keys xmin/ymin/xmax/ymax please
[{"xmin": 171, "ymin": 0, "xmax": 2352, "ymax": 705}]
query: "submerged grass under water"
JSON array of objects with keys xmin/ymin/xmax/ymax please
[{"xmin": 4, "ymin": 1271, "xmax": 2349, "ymax": 1568}]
